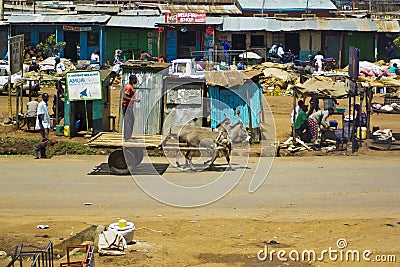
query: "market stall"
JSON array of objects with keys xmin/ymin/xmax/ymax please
[{"xmin": 292, "ymin": 75, "xmax": 358, "ymax": 151}]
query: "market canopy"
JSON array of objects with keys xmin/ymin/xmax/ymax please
[
  {"xmin": 359, "ymin": 76, "xmax": 400, "ymax": 88},
  {"xmin": 205, "ymin": 70, "xmax": 261, "ymax": 88},
  {"xmin": 295, "ymin": 76, "xmax": 349, "ymax": 98}
]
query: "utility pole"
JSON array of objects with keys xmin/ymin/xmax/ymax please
[
  {"xmin": 0, "ymin": 0, "xmax": 4, "ymax": 21},
  {"xmin": 261, "ymin": 0, "xmax": 266, "ymax": 17},
  {"xmin": 306, "ymin": 0, "xmax": 312, "ymax": 54}
]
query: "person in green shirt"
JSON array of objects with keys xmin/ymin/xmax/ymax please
[{"xmin": 295, "ymin": 104, "xmax": 312, "ymax": 142}]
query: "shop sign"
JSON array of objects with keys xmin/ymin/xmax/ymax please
[
  {"xmin": 165, "ymin": 12, "xmax": 206, "ymax": 24},
  {"xmin": 63, "ymin": 25, "xmax": 92, "ymax": 32}
]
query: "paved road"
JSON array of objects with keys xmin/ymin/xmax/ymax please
[{"xmin": 0, "ymin": 154, "xmax": 399, "ymax": 223}]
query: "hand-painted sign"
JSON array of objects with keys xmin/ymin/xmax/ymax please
[
  {"xmin": 165, "ymin": 12, "xmax": 206, "ymax": 24},
  {"xmin": 63, "ymin": 25, "xmax": 92, "ymax": 32},
  {"xmin": 66, "ymin": 71, "xmax": 102, "ymax": 101},
  {"xmin": 9, "ymin": 34, "xmax": 24, "ymax": 75}
]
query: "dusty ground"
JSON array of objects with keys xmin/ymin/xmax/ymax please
[
  {"xmin": 0, "ymin": 80, "xmax": 399, "ymax": 266},
  {"xmin": 0, "ymin": 155, "xmax": 399, "ymax": 267}
]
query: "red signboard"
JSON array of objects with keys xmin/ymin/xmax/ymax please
[{"xmin": 165, "ymin": 12, "xmax": 206, "ymax": 24}]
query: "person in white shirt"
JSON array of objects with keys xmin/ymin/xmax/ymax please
[
  {"xmin": 55, "ymin": 56, "xmax": 66, "ymax": 74},
  {"xmin": 314, "ymin": 51, "xmax": 324, "ymax": 72},
  {"xmin": 277, "ymin": 44, "xmax": 285, "ymax": 59},
  {"xmin": 91, "ymin": 50, "xmax": 100, "ymax": 63},
  {"xmin": 290, "ymin": 100, "xmax": 304, "ymax": 124},
  {"xmin": 26, "ymin": 98, "xmax": 39, "ymax": 130},
  {"xmin": 34, "ymin": 93, "xmax": 51, "ymax": 159}
]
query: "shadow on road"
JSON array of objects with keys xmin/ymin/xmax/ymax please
[{"xmin": 88, "ymin": 162, "xmax": 169, "ymax": 176}]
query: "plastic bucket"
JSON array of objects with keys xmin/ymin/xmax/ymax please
[
  {"xmin": 356, "ymin": 127, "xmax": 367, "ymax": 139},
  {"xmin": 56, "ymin": 125, "xmax": 64, "ymax": 136},
  {"xmin": 64, "ymin": 125, "xmax": 69, "ymax": 137},
  {"xmin": 108, "ymin": 221, "xmax": 135, "ymax": 244}
]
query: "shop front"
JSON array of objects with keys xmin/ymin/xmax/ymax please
[
  {"xmin": 159, "ymin": 13, "xmax": 222, "ymax": 62},
  {"xmin": 8, "ymin": 14, "xmax": 110, "ymax": 63}
]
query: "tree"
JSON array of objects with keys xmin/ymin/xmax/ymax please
[{"xmin": 36, "ymin": 34, "xmax": 66, "ymax": 58}]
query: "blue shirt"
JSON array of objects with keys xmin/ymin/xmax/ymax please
[{"xmin": 221, "ymin": 41, "xmax": 231, "ymax": 52}]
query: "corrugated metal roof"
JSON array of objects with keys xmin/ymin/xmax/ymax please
[
  {"xmin": 74, "ymin": 4, "xmax": 120, "ymax": 13},
  {"xmin": 7, "ymin": 14, "xmax": 111, "ymax": 24},
  {"xmin": 238, "ymin": 0, "xmax": 337, "ymax": 11},
  {"xmin": 222, "ymin": 17, "xmax": 400, "ymax": 32},
  {"xmin": 158, "ymin": 4, "xmax": 242, "ymax": 15},
  {"xmin": 107, "ymin": 15, "xmax": 164, "ymax": 28},
  {"xmin": 156, "ymin": 16, "xmax": 223, "ymax": 25}
]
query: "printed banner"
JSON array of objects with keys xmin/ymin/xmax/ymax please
[
  {"xmin": 67, "ymin": 71, "xmax": 102, "ymax": 101},
  {"xmin": 165, "ymin": 12, "xmax": 206, "ymax": 24}
]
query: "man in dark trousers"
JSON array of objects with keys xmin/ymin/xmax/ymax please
[
  {"xmin": 34, "ymin": 93, "xmax": 51, "ymax": 159},
  {"xmin": 385, "ymin": 42, "xmax": 395, "ymax": 61},
  {"xmin": 122, "ymin": 75, "xmax": 140, "ymax": 141}
]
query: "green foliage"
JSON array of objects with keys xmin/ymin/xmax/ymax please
[
  {"xmin": 36, "ymin": 34, "xmax": 66, "ymax": 58},
  {"xmin": 393, "ymin": 35, "xmax": 400, "ymax": 48},
  {"xmin": 0, "ymin": 136, "xmax": 97, "ymax": 156}
]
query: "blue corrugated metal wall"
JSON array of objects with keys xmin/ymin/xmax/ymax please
[
  {"xmin": 166, "ymin": 30, "xmax": 177, "ymax": 62},
  {"xmin": 208, "ymin": 82, "xmax": 262, "ymax": 129}
]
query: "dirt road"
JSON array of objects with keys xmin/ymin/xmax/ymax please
[{"xmin": 0, "ymin": 155, "xmax": 399, "ymax": 266}]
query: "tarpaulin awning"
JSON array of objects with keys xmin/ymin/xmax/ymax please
[
  {"xmin": 295, "ymin": 76, "xmax": 349, "ymax": 98},
  {"xmin": 205, "ymin": 70, "xmax": 261, "ymax": 88},
  {"xmin": 359, "ymin": 76, "xmax": 400, "ymax": 88}
]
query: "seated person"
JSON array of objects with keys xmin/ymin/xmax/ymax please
[
  {"xmin": 28, "ymin": 57, "xmax": 40, "ymax": 72},
  {"xmin": 140, "ymin": 50, "xmax": 156, "ymax": 61},
  {"xmin": 295, "ymin": 104, "xmax": 312, "ymax": 142},
  {"xmin": 90, "ymin": 50, "xmax": 100, "ymax": 64},
  {"xmin": 389, "ymin": 63, "xmax": 399, "ymax": 74},
  {"xmin": 26, "ymin": 98, "xmax": 39, "ymax": 130}
]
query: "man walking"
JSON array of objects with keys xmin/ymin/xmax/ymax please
[
  {"xmin": 385, "ymin": 42, "xmax": 395, "ymax": 61},
  {"xmin": 122, "ymin": 75, "xmax": 140, "ymax": 141},
  {"xmin": 34, "ymin": 93, "xmax": 51, "ymax": 159}
]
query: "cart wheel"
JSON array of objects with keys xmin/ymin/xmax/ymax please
[
  {"xmin": 108, "ymin": 149, "xmax": 129, "ymax": 175},
  {"xmin": 124, "ymin": 148, "xmax": 144, "ymax": 168}
]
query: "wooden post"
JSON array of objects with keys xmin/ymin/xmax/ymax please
[
  {"xmin": 55, "ymin": 80, "xmax": 59, "ymax": 125},
  {"xmin": 245, "ymin": 87, "xmax": 253, "ymax": 142},
  {"xmin": 292, "ymin": 87, "xmax": 297, "ymax": 143},
  {"xmin": 359, "ymin": 93, "xmax": 364, "ymax": 148},
  {"xmin": 16, "ymin": 86, "xmax": 19, "ymax": 129}
]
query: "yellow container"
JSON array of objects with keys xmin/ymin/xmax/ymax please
[
  {"xmin": 118, "ymin": 219, "xmax": 127, "ymax": 228},
  {"xmin": 356, "ymin": 127, "xmax": 367, "ymax": 139},
  {"xmin": 64, "ymin": 125, "xmax": 69, "ymax": 137}
]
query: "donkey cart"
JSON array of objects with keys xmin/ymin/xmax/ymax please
[{"xmin": 88, "ymin": 132, "xmax": 164, "ymax": 175}]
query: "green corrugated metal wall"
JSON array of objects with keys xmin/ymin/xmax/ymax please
[
  {"xmin": 105, "ymin": 28, "xmax": 160, "ymax": 62},
  {"xmin": 344, "ymin": 33, "xmax": 374, "ymax": 65}
]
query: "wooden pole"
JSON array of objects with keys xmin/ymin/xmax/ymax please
[
  {"xmin": 246, "ymin": 87, "xmax": 253, "ymax": 142},
  {"xmin": 16, "ymin": 86, "xmax": 19, "ymax": 129},
  {"xmin": 292, "ymin": 87, "xmax": 297, "ymax": 143},
  {"xmin": 55, "ymin": 80, "xmax": 59, "ymax": 125},
  {"xmin": 85, "ymin": 99, "xmax": 89, "ymax": 134}
]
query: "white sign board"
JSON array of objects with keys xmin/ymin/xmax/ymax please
[
  {"xmin": 66, "ymin": 71, "xmax": 102, "ymax": 101},
  {"xmin": 9, "ymin": 34, "xmax": 24, "ymax": 75}
]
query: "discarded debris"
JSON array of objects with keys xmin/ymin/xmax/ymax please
[{"xmin": 37, "ymin": 224, "xmax": 49, "ymax": 229}]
